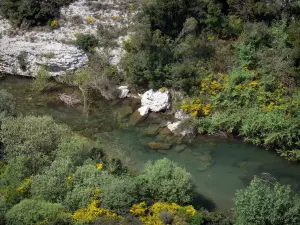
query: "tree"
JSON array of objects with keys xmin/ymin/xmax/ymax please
[
  {"xmin": 5, "ymin": 199, "xmax": 72, "ymax": 225},
  {"xmin": 137, "ymin": 158, "xmax": 193, "ymax": 204},
  {"xmin": 235, "ymin": 176, "xmax": 300, "ymax": 225},
  {"xmin": 0, "ymin": 116, "xmax": 70, "ymax": 174},
  {"xmin": 31, "ymin": 159, "xmax": 73, "ymax": 203},
  {"xmin": 0, "ymin": 90, "xmax": 13, "ymax": 121}
]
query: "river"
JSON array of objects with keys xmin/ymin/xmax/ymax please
[{"xmin": 1, "ymin": 75, "xmax": 300, "ymax": 212}]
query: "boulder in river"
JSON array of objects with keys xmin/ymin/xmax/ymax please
[
  {"xmin": 167, "ymin": 121, "xmax": 197, "ymax": 137},
  {"xmin": 140, "ymin": 89, "xmax": 170, "ymax": 114},
  {"xmin": 144, "ymin": 124, "xmax": 161, "ymax": 135},
  {"xmin": 148, "ymin": 141, "xmax": 172, "ymax": 150},
  {"xmin": 129, "ymin": 110, "xmax": 147, "ymax": 126},
  {"xmin": 138, "ymin": 106, "xmax": 150, "ymax": 116}
]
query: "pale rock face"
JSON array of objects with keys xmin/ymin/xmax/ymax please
[
  {"xmin": 0, "ymin": 36, "xmax": 88, "ymax": 76},
  {"xmin": 167, "ymin": 121, "xmax": 196, "ymax": 137},
  {"xmin": 0, "ymin": 0, "xmax": 134, "ymax": 76},
  {"xmin": 141, "ymin": 89, "xmax": 170, "ymax": 113},
  {"xmin": 138, "ymin": 106, "xmax": 150, "ymax": 116},
  {"xmin": 118, "ymin": 86, "xmax": 130, "ymax": 98},
  {"xmin": 174, "ymin": 109, "xmax": 191, "ymax": 120}
]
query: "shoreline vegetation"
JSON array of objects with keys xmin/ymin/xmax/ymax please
[{"xmin": 1, "ymin": 0, "xmax": 300, "ymax": 224}]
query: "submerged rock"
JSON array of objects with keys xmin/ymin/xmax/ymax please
[
  {"xmin": 173, "ymin": 144, "xmax": 187, "ymax": 153},
  {"xmin": 144, "ymin": 124, "xmax": 161, "ymax": 136},
  {"xmin": 115, "ymin": 106, "xmax": 133, "ymax": 120},
  {"xmin": 129, "ymin": 110, "xmax": 147, "ymax": 126},
  {"xmin": 140, "ymin": 89, "xmax": 170, "ymax": 113},
  {"xmin": 148, "ymin": 141, "xmax": 172, "ymax": 150},
  {"xmin": 197, "ymin": 161, "xmax": 212, "ymax": 172}
]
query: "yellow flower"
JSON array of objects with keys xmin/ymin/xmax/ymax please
[
  {"xmin": 96, "ymin": 163, "xmax": 103, "ymax": 169},
  {"xmin": 16, "ymin": 186, "xmax": 24, "ymax": 193},
  {"xmin": 50, "ymin": 19, "xmax": 59, "ymax": 28},
  {"xmin": 86, "ymin": 16, "xmax": 95, "ymax": 23},
  {"xmin": 249, "ymin": 81, "xmax": 259, "ymax": 87},
  {"xmin": 67, "ymin": 175, "xmax": 72, "ymax": 185}
]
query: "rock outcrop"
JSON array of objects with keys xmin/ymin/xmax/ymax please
[
  {"xmin": 167, "ymin": 121, "xmax": 197, "ymax": 137},
  {"xmin": 0, "ymin": 0, "xmax": 134, "ymax": 76},
  {"xmin": 118, "ymin": 86, "xmax": 130, "ymax": 98},
  {"xmin": 137, "ymin": 89, "xmax": 170, "ymax": 116}
]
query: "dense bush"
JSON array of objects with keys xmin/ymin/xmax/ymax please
[
  {"xmin": 0, "ymin": 0, "xmax": 74, "ymax": 27},
  {"xmin": 0, "ymin": 90, "xmax": 13, "ymax": 121},
  {"xmin": 75, "ymin": 34, "xmax": 99, "ymax": 52},
  {"xmin": 32, "ymin": 66, "xmax": 52, "ymax": 92},
  {"xmin": 137, "ymin": 158, "xmax": 193, "ymax": 204},
  {"xmin": 0, "ymin": 116, "xmax": 70, "ymax": 173},
  {"xmin": 100, "ymin": 175, "xmax": 139, "ymax": 214},
  {"xmin": 30, "ymin": 159, "xmax": 73, "ymax": 203},
  {"xmin": 5, "ymin": 199, "xmax": 72, "ymax": 225},
  {"xmin": 235, "ymin": 176, "xmax": 300, "ymax": 225}
]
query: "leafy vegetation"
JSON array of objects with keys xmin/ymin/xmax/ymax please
[
  {"xmin": 121, "ymin": 0, "xmax": 300, "ymax": 160},
  {"xmin": 235, "ymin": 176, "xmax": 300, "ymax": 225},
  {"xmin": 0, "ymin": 0, "xmax": 74, "ymax": 27}
]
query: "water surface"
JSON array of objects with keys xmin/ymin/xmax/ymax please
[{"xmin": 1, "ymin": 76, "xmax": 299, "ymax": 211}]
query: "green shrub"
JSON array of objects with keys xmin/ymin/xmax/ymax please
[
  {"xmin": 235, "ymin": 176, "xmax": 300, "ymax": 225},
  {"xmin": 0, "ymin": 0, "xmax": 74, "ymax": 27},
  {"xmin": 56, "ymin": 135, "xmax": 90, "ymax": 166},
  {"xmin": 32, "ymin": 66, "xmax": 52, "ymax": 92},
  {"xmin": 0, "ymin": 116, "xmax": 71, "ymax": 173},
  {"xmin": 31, "ymin": 159, "xmax": 73, "ymax": 203},
  {"xmin": 76, "ymin": 34, "xmax": 99, "ymax": 52},
  {"xmin": 0, "ymin": 90, "xmax": 13, "ymax": 120},
  {"xmin": 137, "ymin": 158, "xmax": 193, "ymax": 204},
  {"xmin": 100, "ymin": 175, "xmax": 139, "ymax": 214},
  {"xmin": 5, "ymin": 199, "xmax": 72, "ymax": 225}
]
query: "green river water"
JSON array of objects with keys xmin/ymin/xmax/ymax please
[{"xmin": 1, "ymin": 76, "xmax": 300, "ymax": 212}]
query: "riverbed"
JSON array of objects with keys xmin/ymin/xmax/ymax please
[{"xmin": 1, "ymin": 75, "xmax": 300, "ymax": 211}]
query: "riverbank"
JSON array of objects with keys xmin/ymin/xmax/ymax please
[{"xmin": 1, "ymin": 75, "xmax": 300, "ymax": 211}]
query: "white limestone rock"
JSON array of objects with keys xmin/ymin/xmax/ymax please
[
  {"xmin": 0, "ymin": 37, "xmax": 88, "ymax": 76},
  {"xmin": 141, "ymin": 89, "xmax": 170, "ymax": 112},
  {"xmin": 118, "ymin": 86, "xmax": 130, "ymax": 98},
  {"xmin": 138, "ymin": 106, "xmax": 150, "ymax": 116},
  {"xmin": 175, "ymin": 109, "xmax": 191, "ymax": 120},
  {"xmin": 0, "ymin": 0, "xmax": 135, "ymax": 77},
  {"xmin": 167, "ymin": 121, "xmax": 196, "ymax": 137}
]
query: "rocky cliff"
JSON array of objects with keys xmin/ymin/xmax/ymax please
[{"xmin": 0, "ymin": 0, "xmax": 134, "ymax": 77}]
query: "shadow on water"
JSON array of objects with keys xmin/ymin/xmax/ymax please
[{"xmin": 193, "ymin": 191, "xmax": 216, "ymax": 211}]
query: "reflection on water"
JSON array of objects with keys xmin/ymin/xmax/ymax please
[{"xmin": 1, "ymin": 76, "xmax": 300, "ymax": 211}]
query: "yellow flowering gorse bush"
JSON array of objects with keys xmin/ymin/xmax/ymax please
[
  {"xmin": 72, "ymin": 200, "xmax": 120, "ymax": 223},
  {"xmin": 130, "ymin": 202, "xmax": 196, "ymax": 225}
]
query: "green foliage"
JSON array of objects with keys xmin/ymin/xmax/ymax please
[
  {"xmin": 76, "ymin": 34, "xmax": 99, "ymax": 52},
  {"xmin": 31, "ymin": 159, "xmax": 73, "ymax": 203},
  {"xmin": 0, "ymin": 0, "xmax": 74, "ymax": 27},
  {"xmin": 0, "ymin": 90, "xmax": 13, "ymax": 121},
  {"xmin": 100, "ymin": 175, "xmax": 139, "ymax": 214},
  {"xmin": 235, "ymin": 176, "xmax": 300, "ymax": 225},
  {"xmin": 17, "ymin": 51, "xmax": 27, "ymax": 71},
  {"xmin": 56, "ymin": 135, "xmax": 90, "ymax": 166},
  {"xmin": 33, "ymin": 66, "xmax": 52, "ymax": 92},
  {"xmin": 0, "ymin": 116, "xmax": 70, "ymax": 173},
  {"xmin": 137, "ymin": 158, "xmax": 193, "ymax": 204},
  {"xmin": 5, "ymin": 199, "xmax": 72, "ymax": 225}
]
